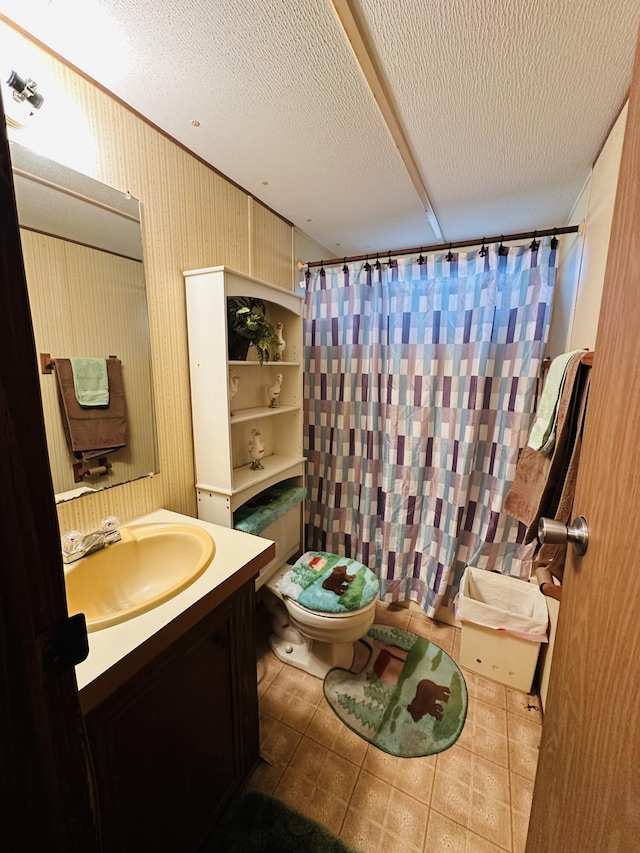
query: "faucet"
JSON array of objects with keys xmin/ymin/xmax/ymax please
[{"xmin": 61, "ymin": 516, "xmax": 121, "ymax": 564}]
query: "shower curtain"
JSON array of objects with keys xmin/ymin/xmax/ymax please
[{"xmin": 304, "ymin": 241, "xmax": 557, "ymax": 616}]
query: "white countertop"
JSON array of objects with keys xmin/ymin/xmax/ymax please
[{"xmin": 74, "ymin": 509, "xmax": 273, "ymax": 693}]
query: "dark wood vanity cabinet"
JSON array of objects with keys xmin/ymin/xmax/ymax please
[{"xmin": 84, "ymin": 582, "xmax": 259, "ymax": 852}]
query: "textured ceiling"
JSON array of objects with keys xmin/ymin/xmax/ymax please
[{"xmin": 2, "ymin": 0, "xmax": 639, "ymax": 255}]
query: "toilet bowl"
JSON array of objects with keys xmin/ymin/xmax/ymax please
[{"xmin": 264, "ymin": 555, "xmax": 379, "ymax": 679}]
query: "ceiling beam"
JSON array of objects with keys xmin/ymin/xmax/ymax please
[{"xmin": 331, "ymin": 0, "xmax": 443, "ymax": 242}]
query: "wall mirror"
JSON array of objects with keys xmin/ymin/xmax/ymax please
[{"xmin": 10, "ymin": 140, "xmax": 159, "ymax": 502}]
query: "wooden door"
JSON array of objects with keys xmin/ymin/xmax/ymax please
[
  {"xmin": 0, "ymin": 93, "xmax": 98, "ymax": 848},
  {"xmin": 526, "ymin": 29, "xmax": 640, "ymax": 853}
]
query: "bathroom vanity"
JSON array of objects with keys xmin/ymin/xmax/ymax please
[{"xmin": 73, "ymin": 510, "xmax": 274, "ymax": 852}]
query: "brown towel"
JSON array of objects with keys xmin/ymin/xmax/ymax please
[
  {"xmin": 503, "ymin": 353, "xmax": 588, "ymax": 542},
  {"xmin": 55, "ymin": 357, "xmax": 128, "ymax": 460},
  {"xmin": 535, "ymin": 370, "xmax": 591, "ymax": 580}
]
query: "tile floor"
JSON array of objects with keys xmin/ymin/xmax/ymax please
[{"xmin": 244, "ymin": 601, "xmax": 542, "ymax": 853}]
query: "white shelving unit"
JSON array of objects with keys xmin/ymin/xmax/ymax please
[{"xmin": 184, "ymin": 266, "xmax": 306, "ymax": 586}]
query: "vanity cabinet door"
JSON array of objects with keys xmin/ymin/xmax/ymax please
[{"xmin": 85, "ymin": 583, "xmax": 258, "ymax": 852}]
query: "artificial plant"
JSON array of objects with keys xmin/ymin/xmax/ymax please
[{"xmin": 226, "ymin": 296, "xmax": 280, "ymax": 364}]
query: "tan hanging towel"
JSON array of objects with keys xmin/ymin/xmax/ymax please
[
  {"xmin": 55, "ymin": 357, "xmax": 128, "ymax": 460},
  {"xmin": 503, "ymin": 352, "xmax": 589, "ymax": 542}
]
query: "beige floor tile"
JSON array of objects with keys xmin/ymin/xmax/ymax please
[
  {"xmin": 270, "ymin": 662, "xmax": 325, "ymax": 703},
  {"xmin": 258, "ymin": 713, "xmax": 302, "ymax": 764},
  {"xmin": 339, "ymin": 806, "xmax": 386, "ymax": 853},
  {"xmin": 468, "ymin": 831, "xmax": 510, "ymax": 853},
  {"xmin": 512, "ymin": 811, "xmax": 530, "ymax": 853},
  {"xmin": 506, "ymin": 687, "xmax": 542, "ymax": 724},
  {"xmin": 252, "ymin": 597, "xmax": 543, "ymax": 853},
  {"xmin": 471, "ymin": 697, "xmax": 508, "ymax": 736},
  {"xmin": 350, "ymin": 769, "xmax": 395, "ymax": 814},
  {"xmin": 425, "ymin": 810, "xmax": 469, "ymax": 850},
  {"xmin": 274, "ymin": 763, "xmax": 349, "ymax": 836},
  {"xmin": 257, "ymin": 652, "xmax": 284, "ymax": 698},
  {"xmin": 374, "ymin": 602, "xmax": 412, "ymax": 630},
  {"xmin": 425, "ymin": 810, "xmax": 506, "ymax": 853},
  {"xmin": 259, "ymin": 682, "xmax": 319, "ymax": 733},
  {"xmin": 507, "ymin": 714, "xmax": 541, "ymax": 781},
  {"xmin": 510, "ymin": 771, "xmax": 534, "ymax": 817},
  {"xmin": 407, "ymin": 613, "xmax": 457, "ymax": 655},
  {"xmin": 452, "ymin": 631, "xmax": 462, "ymax": 664},
  {"xmin": 424, "ymin": 811, "xmax": 510, "ymax": 853},
  {"xmin": 344, "ymin": 771, "xmax": 429, "ymax": 852},
  {"xmin": 383, "ymin": 787, "xmax": 429, "ymax": 849},
  {"xmin": 405, "ymin": 611, "xmax": 434, "ymax": 638},
  {"xmin": 305, "ymin": 700, "xmax": 368, "ymax": 766},
  {"xmin": 422, "ymin": 619, "xmax": 457, "ymax": 654},
  {"xmin": 243, "ymin": 713, "xmax": 303, "ymax": 794},
  {"xmin": 465, "ymin": 722, "xmax": 509, "ymax": 767},
  {"xmin": 507, "ymin": 714, "xmax": 542, "ymax": 751},
  {"xmin": 462, "ymin": 670, "xmax": 507, "ymax": 709},
  {"xmin": 431, "ymin": 773, "xmax": 473, "ymax": 828},
  {"xmin": 508, "ymin": 739, "xmax": 539, "ymax": 782},
  {"xmin": 471, "ymin": 754, "xmax": 511, "ymax": 803},
  {"xmin": 340, "ymin": 804, "xmax": 424, "ymax": 853},
  {"xmin": 288, "ymin": 736, "xmax": 360, "ymax": 801},
  {"xmin": 259, "ymin": 664, "xmax": 324, "ymax": 733},
  {"xmin": 469, "ymin": 789, "xmax": 512, "ymax": 850},
  {"xmin": 362, "ymin": 745, "xmax": 436, "ymax": 805},
  {"xmin": 435, "ymin": 744, "xmax": 510, "ymax": 804}
]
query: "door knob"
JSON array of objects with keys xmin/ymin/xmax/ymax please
[{"xmin": 538, "ymin": 516, "xmax": 589, "ymax": 556}]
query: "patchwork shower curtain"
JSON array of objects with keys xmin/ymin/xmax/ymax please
[{"xmin": 304, "ymin": 241, "xmax": 557, "ymax": 616}]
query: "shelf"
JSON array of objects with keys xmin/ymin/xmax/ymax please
[
  {"xmin": 230, "ymin": 405, "xmax": 299, "ymax": 424},
  {"xmin": 232, "ymin": 454, "xmax": 305, "ymax": 494},
  {"xmin": 228, "ymin": 360, "xmax": 300, "ymax": 367}
]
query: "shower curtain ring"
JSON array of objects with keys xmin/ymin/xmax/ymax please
[
  {"xmin": 530, "ymin": 232, "xmax": 539, "ymax": 252},
  {"xmin": 305, "ymin": 261, "xmax": 311, "ymax": 280},
  {"xmin": 498, "ymin": 237, "xmax": 508, "ymax": 256},
  {"xmin": 364, "ymin": 254, "xmax": 371, "ymax": 272},
  {"xmin": 445, "ymin": 244, "xmax": 454, "ymax": 263},
  {"xmin": 342, "ymin": 257, "xmax": 349, "ymax": 274},
  {"xmin": 479, "ymin": 239, "xmax": 487, "ymax": 258},
  {"xmin": 418, "ymin": 247, "xmax": 425, "ymax": 265},
  {"xmin": 319, "ymin": 260, "xmax": 326, "ymax": 276},
  {"xmin": 550, "ymin": 232, "xmax": 558, "ymax": 250},
  {"xmin": 374, "ymin": 255, "xmax": 381, "ymax": 271}
]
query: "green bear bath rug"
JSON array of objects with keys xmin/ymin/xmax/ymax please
[{"xmin": 323, "ymin": 624, "xmax": 468, "ymax": 758}]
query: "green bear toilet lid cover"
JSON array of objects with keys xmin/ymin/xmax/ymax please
[{"xmin": 278, "ymin": 551, "xmax": 379, "ymax": 614}]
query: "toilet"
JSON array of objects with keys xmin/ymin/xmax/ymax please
[{"xmin": 264, "ymin": 551, "xmax": 380, "ymax": 679}]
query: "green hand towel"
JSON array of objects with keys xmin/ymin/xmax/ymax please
[
  {"xmin": 527, "ymin": 350, "xmax": 583, "ymax": 454},
  {"xmin": 69, "ymin": 357, "xmax": 109, "ymax": 407}
]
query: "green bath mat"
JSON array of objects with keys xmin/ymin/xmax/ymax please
[
  {"xmin": 324, "ymin": 624, "xmax": 468, "ymax": 758},
  {"xmin": 206, "ymin": 791, "xmax": 357, "ymax": 852}
]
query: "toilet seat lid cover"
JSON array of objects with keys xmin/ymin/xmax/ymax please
[{"xmin": 278, "ymin": 551, "xmax": 379, "ymax": 614}]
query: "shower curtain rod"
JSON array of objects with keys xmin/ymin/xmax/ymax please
[{"xmin": 298, "ymin": 224, "xmax": 581, "ymax": 271}]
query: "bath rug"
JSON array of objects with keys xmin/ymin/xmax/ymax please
[
  {"xmin": 278, "ymin": 550, "xmax": 379, "ymax": 613},
  {"xmin": 324, "ymin": 624, "xmax": 468, "ymax": 758},
  {"xmin": 204, "ymin": 791, "xmax": 357, "ymax": 852}
]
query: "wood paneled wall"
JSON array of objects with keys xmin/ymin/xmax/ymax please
[{"xmin": 4, "ymin": 24, "xmax": 294, "ymax": 534}]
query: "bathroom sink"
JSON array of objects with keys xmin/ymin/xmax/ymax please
[{"xmin": 64, "ymin": 522, "xmax": 215, "ymax": 632}]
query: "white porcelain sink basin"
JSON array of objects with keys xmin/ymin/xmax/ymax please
[{"xmin": 65, "ymin": 522, "xmax": 215, "ymax": 631}]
